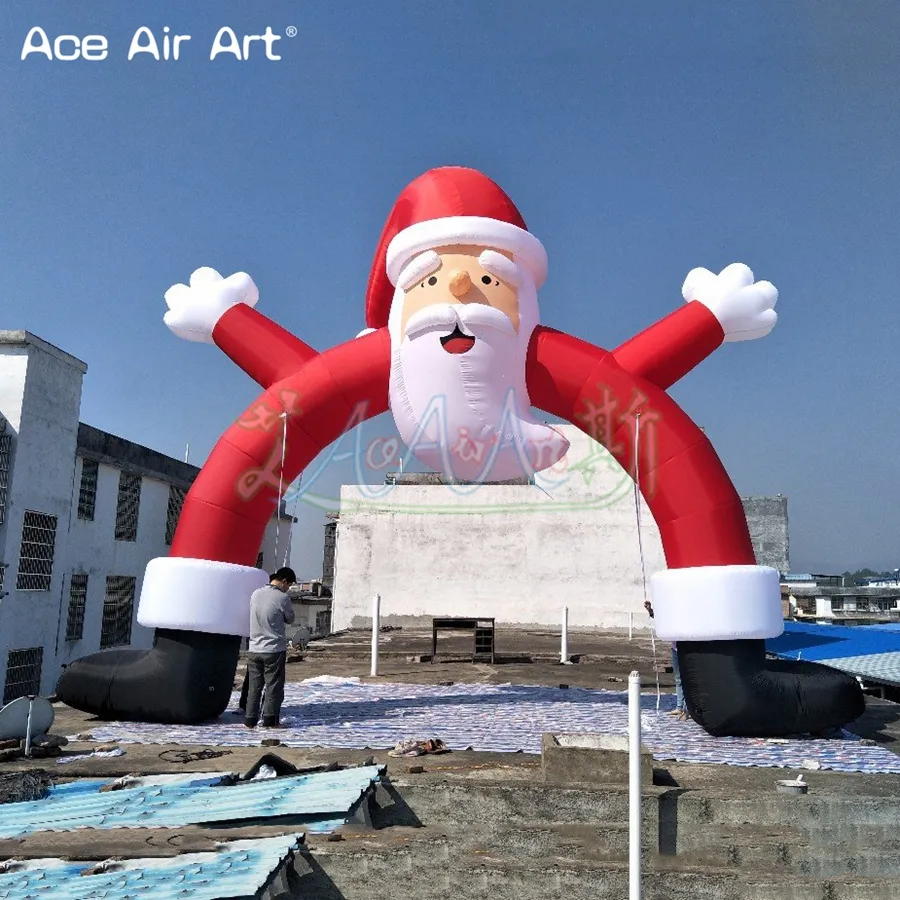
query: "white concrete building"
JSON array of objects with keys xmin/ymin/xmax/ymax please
[
  {"xmin": 782, "ymin": 574, "xmax": 900, "ymax": 625},
  {"xmin": 331, "ymin": 424, "xmax": 788, "ymax": 632},
  {"xmin": 0, "ymin": 331, "xmax": 292, "ymax": 704},
  {"xmin": 287, "ymin": 582, "xmax": 333, "ymax": 644}
]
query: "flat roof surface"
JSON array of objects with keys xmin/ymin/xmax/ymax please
[{"xmin": 0, "ymin": 330, "xmax": 88, "ymax": 373}]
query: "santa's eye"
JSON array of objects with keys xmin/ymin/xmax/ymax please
[
  {"xmin": 481, "ymin": 275, "xmax": 492, "ymax": 285},
  {"xmin": 426, "ymin": 275, "xmax": 437, "ymax": 286}
]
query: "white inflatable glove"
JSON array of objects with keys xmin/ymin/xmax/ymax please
[
  {"xmin": 163, "ymin": 267, "xmax": 259, "ymax": 344},
  {"xmin": 682, "ymin": 263, "xmax": 778, "ymax": 343}
]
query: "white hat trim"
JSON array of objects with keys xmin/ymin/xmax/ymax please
[
  {"xmin": 386, "ymin": 216, "xmax": 548, "ymax": 289},
  {"xmin": 137, "ymin": 556, "xmax": 269, "ymax": 637},
  {"xmin": 649, "ymin": 565, "xmax": 784, "ymax": 641}
]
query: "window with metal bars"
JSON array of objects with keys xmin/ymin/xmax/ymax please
[
  {"xmin": 66, "ymin": 573, "xmax": 89, "ymax": 641},
  {"xmin": 315, "ymin": 609, "xmax": 331, "ymax": 636},
  {"xmin": 77, "ymin": 458, "xmax": 99, "ymax": 520},
  {"xmin": 100, "ymin": 575, "xmax": 136, "ymax": 649},
  {"xmin": 16, "ymin": 511, "xmax": 58, "ymax": 591},
  {"xmin": 115, "ymin": 472, "xmax": 142, "ymax": 542},
  {"xmin": 3, "ymin": 647, "xmax": 43, "ymax": 705},
  {"xmin": 165, "ymin": 485, "xmax": 185, "ymax": 545},
  {"xmin": 0, "ymin": 432, "xmax": 11, "ymax": 526}
]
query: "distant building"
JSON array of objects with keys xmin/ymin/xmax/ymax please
[
  {"xmin": 782, "ymin": 573, "xmax": 900, "ymax": 625},
  {"xmin": 0, "ymin": 331, "xmax": 294, "ymax": 704},
  {"xmin": 858, "ymin": 573, "xmax": 900, "ymax": 588},
  {"xmin": 288, "ymin": 580, "xmax": 333, "ymax": 639},
  {"xmin": 322, "ymin": 512, "xmax": 338, "ymax": 590},
  {"xmin": 743, "ymin": 495, "xmax": 789, "ymax": 573},
  {"xmin": 329, "ymin": 424, "xmax": 790, "ymax": 631}
]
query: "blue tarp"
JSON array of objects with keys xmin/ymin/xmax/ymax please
[{"xmin": 766, "ymin": 621, "xmax": 900, "ymax": 661}]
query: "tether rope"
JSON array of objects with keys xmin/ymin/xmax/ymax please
[{"xmin": 632, "ymin": 411, "xmax": 662, "ymax": 714}]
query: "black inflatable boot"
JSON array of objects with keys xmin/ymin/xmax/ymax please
[
  {"xmin": 56, "ymin": 556, "xmax": 269, "ymax": 724},
  {"xmin": 652, "ymin": 564, "xmax": 866, "ymax": 738},
  {"xmin": 57, "ymin": 629, "xmax": 242, "ymax": 724},
  {"xmin": 678, "ymin": 638, "xmax": 866, "ymax": 737}
]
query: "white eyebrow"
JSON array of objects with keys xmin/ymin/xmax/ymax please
[
  {"xmin": 397, "ymin": 250, "xmax": 442, "ymax": 290},
  {"xmin": 479, "ymin": 250, "xmax": 522, "ymax": 287}
]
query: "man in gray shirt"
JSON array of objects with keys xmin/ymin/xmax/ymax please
[{"xmin": 244, "ymin": 567, "xmax": 296, "ymax": 728}]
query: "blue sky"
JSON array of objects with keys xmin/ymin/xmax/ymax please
[{"xmin": 2, "ymin": 1, "xmax": 898, "ymax": 577}]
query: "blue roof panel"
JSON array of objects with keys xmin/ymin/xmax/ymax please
[
  {"xmin": 766, "ymin": 622, "xmax": 900, "ymax": 685},
  {"xmin": 0, "ymin": 766, "xmax": 383, "ymax": 839},
  {"xmin": 0, "ymin": 834, "xmax": 303, "ymax": 900},
  {"xmin": 766, "ymin": 621, "xmax": 900, "ymax": 661}
]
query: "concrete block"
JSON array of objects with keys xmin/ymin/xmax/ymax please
[{"xmin": 542, "ymin": 732, "xmax": 654, "ymax": 785}]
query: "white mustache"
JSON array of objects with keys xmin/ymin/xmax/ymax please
[{"xmin": 404, "ymin": 303, "xmax": 515, "ymax": 340}]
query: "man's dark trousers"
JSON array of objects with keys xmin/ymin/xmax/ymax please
[
  {"xmin": 244, "ymin": 651, "xmax": 286, "ymax": 727},
  {"xmin": 238, "ymin": 668, "xmax": 250, "ymax": 710}
]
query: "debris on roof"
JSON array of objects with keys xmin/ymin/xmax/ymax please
[{"xmin": 0, "ymin": 772, "xmax": 53, "ymax": 805}]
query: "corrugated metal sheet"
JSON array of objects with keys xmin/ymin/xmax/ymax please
[
  {"xmin": 46, "ymin": 773, "xmax": 229, "ymax": 800},
  {"xmin": 0, "ymin": 834, "xmax": 303, "ymax": 900},
  {"xmin": 0, "ymin": 766, "xmax": 383, "ymax": 839},
  {"xmin": 809, "ymin": 652, "xmax": 900, "ymax": 687}
]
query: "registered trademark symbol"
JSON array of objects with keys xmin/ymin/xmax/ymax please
[{"xmin": 285, "ymin": 26, "xmax": 298, "ymax": 38}]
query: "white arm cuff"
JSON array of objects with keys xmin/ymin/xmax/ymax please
[
  {"xmin": 137, "ymin": 557, "xmax": 269, "ymax": 637},
  {"xmin": 649, "ymin": 565, "xmax": 783, "ymax": 641}
]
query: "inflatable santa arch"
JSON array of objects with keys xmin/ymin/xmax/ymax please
[{"xmin": 57, "ymin": 166, "xmax": 864, "ymax": 737}]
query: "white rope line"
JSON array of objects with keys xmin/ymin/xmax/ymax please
[
  {"xmin": 274, "ymin": 412, "xmax": 288, "ymax": 569},
  {"xmin": 283, "ymin": 478, "xmax": 300, "ymax": 568},
  {"xmin": 633, "ymin": 412, "xmax": 662, "ymax": 714}
]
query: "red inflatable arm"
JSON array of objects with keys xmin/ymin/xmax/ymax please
[
  {"xmin": 188, "ymin": 297, "xmax": 740, "ymax": 570},
  {"xmin": 611, "ymin": 300, "xmax": 725, "ymax": 390},
  {"xmin": 213, "ymin": 304, "xmax": 321, "ymax": 388}
]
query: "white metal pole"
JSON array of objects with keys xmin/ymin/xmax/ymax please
[
  {"xmin": 184, "ymin": 443, "xmax": 190, "ymax": 464},
  {"xmin": 629, "ymin": 611, "xmax": 633, "ymax": 640},
  {"xmin": 628, "ymin": 670, "xmax": 642, "ymax": 900},
  {"xmin": 370, "ymin": 593, "xmax": 381, "ymax": 677},
  {"xmin": 560, "ymin": 606, "xmax": 569, "ymax": 664},
  {"xmin": 24, "ymin": 696, "xmax": 35, "ymax": 758}
]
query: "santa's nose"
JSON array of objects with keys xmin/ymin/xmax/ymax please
[{"xmin": 448, "ymin": 270, "xmax": 472, "ymax": 298}]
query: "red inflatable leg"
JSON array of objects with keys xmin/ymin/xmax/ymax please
[
  {"xmin": 527, "ymin": 325, "xmax": 754, "ymax": 568},
  {"xmin": 526, "ymin": 325, "xmax": 864, "ymax": 737},
  {"xmin": 171, "ymin": 329, "xmax": 391, "ymax": 563},
  {"xmin": 55, "ymin": 328, "xmax": 392, "ymax": 724}
]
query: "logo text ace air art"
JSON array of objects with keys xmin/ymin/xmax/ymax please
[{"xmin": 21, "ymin": 25, "xmax": 294, "ymax": 62}]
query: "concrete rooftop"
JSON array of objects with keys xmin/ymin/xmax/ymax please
[{"xmin": 3, "ymin": 627, "xmax": 900, "ymax": 898}]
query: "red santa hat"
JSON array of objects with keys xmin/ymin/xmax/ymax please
[{"xmin": 364, "ymin": 167, "xmax": 548, "ymax": 331}]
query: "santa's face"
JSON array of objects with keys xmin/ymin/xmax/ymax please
[
  {"xmin": 399, "ymin": 245, "xmax": 522, "ymax": 337},
  {"xmin": 388, "ymin": 244, "xmax": 569, "ymax": 482}
]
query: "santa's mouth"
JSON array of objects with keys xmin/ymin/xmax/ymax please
[{"xmin": 440, "ymin": 326, "xmax": 476, "ymax": 355}]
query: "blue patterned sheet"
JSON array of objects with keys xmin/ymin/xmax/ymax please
[{"xmin": 76, "ymin": 680, "xmax": 900, "ymax": 775}]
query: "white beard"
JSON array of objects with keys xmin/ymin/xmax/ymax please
[{"xmin": 388, "ymin": 294, "xmax": 569, "ymax": 483}]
